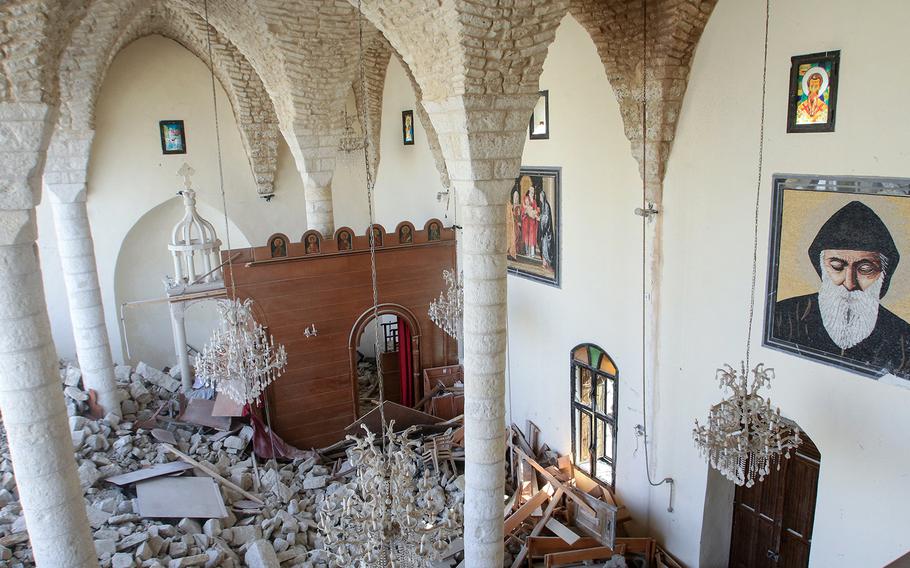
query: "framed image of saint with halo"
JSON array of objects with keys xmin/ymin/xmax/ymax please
[{"xmin": 786, "ymin": 50, "xmax": 840, "ymax": 133}]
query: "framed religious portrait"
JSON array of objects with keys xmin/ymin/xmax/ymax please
[
  {"xmin": 302, "ymin": 230, "xmax": 321, "ymax": 254},
  {"xmin": 786, "ymin": 50, "xmax": 840, "ymax": 133},
  {"xmin": 529, "ymin": 90, "xmax": 549, "ymax": 140},
  {"xmin": 402, "ymin": 110, "xmax": 415, "ymax": 145},
  {"xmin": 159, "ymin": 120, "xmax": 187, "ymax": 154},
  {"xmin": 507, "ymin": 166, "xmax": 561, "ymax": 287},
  {"xmin": 336, "ymin": 228, "xmax": 354, "ymax": 251},
  {"xmin": 764, "ymin": 174, "xmax": 910, "ymax": 388},
  {"xmin": 268, "ymin": 233, "xmax": 289, "ymax": 258}
]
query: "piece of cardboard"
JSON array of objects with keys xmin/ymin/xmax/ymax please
[
  {"xmin": 345, "ymin": 401, "xmax": 441, "ymax": 435},
  {"xmin": 136, "ymin": 476, "xmax": 228, "ymax": 519},
  {"xmin": 212, "ymin": 392, "xmax": 244, "ymax": 417},
  {"xmin": 178, "ymin": 398, "xmax": 232, "ymax": 431},
  {"xmin": 105, "ymin": 462, "xmax": 194, "ymax": 486},
  {"xmin": 151, "ymin": 429, "xmax": 177, "ymax": 445}
]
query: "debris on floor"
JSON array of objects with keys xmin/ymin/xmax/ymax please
[
  {"xmin": 0, "ymin": 360, "xmax": 467, "ymax": 568},
  {"xmin": 502, "ymin": 422, "xmax": 673, "ymax": 568}
]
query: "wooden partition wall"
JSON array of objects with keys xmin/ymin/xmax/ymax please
[{"xmin": 223, "ymin": 220, "xmax": 459, "ymax": 449}]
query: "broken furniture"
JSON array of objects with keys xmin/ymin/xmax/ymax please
[{"xmin": 422, "ymin": 364, "xmax": 464, "ymax": 420}]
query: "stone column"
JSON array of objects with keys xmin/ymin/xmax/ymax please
[
  {"xmin": 0, "ymin": 102, "xmax": 99, "ymax": 567},
  {"xmin": 46, "ymin": 184, "xmax": 121, "ymax": 417},
  {"xmin": 426, "ymin": 95, "xmax": 534, "ymax": 567},
  {"xmin": 169, "ymin": 301, "xmax": 193, "ymax": 392},
  {"xmin": 302, "ymin": 179, "xmax": 335, "ymax": 236},
  {"xmin": 44, "ymin": 128, "xmax": 120, "ymax": 417}
]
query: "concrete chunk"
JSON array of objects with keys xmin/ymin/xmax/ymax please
[{"xmin": 244, "ymin": 539, "xmax": 280, "ymax": 568}]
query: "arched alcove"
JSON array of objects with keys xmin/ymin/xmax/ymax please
[
  {"xmin": 114, "ymin": 196, "xmax": 250, "ymax": 368},
  {"xmin": 348, "ymin": 304, "xmax": 422, "ymax": 417}
]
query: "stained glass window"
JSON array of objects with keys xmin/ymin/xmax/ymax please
[{"xmin": 570, "ymin": 343, "xmax": 618, "ymax": 489}]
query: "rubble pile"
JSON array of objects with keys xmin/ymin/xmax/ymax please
[
  {"xmin": 0, "ymin": 361, "xmax": 466, "ymax": 568},
  {"xmin": 355, "ymin": 358, "xmax": 379, "ymax": 415}
]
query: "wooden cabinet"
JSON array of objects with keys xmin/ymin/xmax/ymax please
[{"xmin": 729, "ymin": 435, "xmax": 820, "ymax": 568}]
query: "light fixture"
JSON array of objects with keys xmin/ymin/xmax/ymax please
[
  {"xmin": 317, "ymin": 426, "xmax": 463, "ymax": 567},
  {"xmin": 428, "ymin": 269, "xmax": 463, "ymax": 339},
  {"xmin": 693, "ymin": 363, "xmax": 800, "ymax": 487},
  {"xmin": 693, "ymin": 0, "xmax": 800, "ymax": 488},
  {"xmin": 195, "ymin": 298, "xmax": 287, "ymax": 406}
]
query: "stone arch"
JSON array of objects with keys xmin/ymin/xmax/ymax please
[
  {"xmin": 48, "ymin": 0, "xmax": 280, "ymax": 199},
  {"xmin": 568, "ymin": 0, "xmax": 718, "ymax": 197},
  {"xmin": 352, "ymin": 32, "xmax": 452, "ymax": 192}
]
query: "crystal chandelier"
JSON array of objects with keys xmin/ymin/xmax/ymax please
[
  {"xmin": 338, "ymin": 110, "xmax": 366, "ymax": 154},
  {"xmin": 428, "ymin": 270, "xmax": 462, "ymax": 339},
  {"xmin": 693, "ymin": 363, "xmax": 800, "ymax": 487},
  {"xmin": 195, "ymin": 298, "xmax": 288, "ymax": 405},
  {"xmin": 317, "ymin": 425, "xmax": 463, "ymax": 567}
]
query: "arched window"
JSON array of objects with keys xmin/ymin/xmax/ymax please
[{"xmin": 570, "ymin": 344, "xmax": 618, "ymax": 489}]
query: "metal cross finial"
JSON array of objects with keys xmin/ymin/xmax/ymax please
[{"xmin": 177, "ymin": 162, "xmax": 196, "ymax": 190}]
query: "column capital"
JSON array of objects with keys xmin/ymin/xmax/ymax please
[{"xmin": 45, "ymin": 183, "xmax": 87, "ymax": 204}]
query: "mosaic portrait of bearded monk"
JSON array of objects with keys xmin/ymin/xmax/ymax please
[{"xmin": 772, "ymin": 201, "xmax": 910, "ymax": 379}]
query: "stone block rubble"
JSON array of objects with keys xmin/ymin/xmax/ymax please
[{"xmin": 0, "ymin": 361, "xmax": 466, "ymax": 568}]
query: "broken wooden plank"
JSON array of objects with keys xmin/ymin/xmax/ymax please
[
  {"xmin": 104, "ymin": 461, "xmax": 194, "ymax": 486},
  {"xmin": 526, "ymin": 420, "xmax": 541, "ymax": 455},
  {"xmin": 544, "ymin": 518, "xmax": 581, "ymax": 545},
  {"xmin": 503, "ymin": 491, "xmax": 519, "ymax": 518},
  {"xmin": 526, "ymin": 536, "xmax": 602, "ymax": 561},
  {"xmin": 162, "ymin": 443, "xmax": 264, "ymax": 505},
  {"xmin": 514, "ymin": 448, "xmax": 596, "ymax": 517},
  {"xmin": 508, "ymin": 487, "xmax": 565, "ymax": 568},
  {"xmin": 504, "ymin": 490, "xmax": 549, "ymax": 535},
  {"xmin": 136, "ymin": 476, "xmax": 228, "ymax": 519},
  {"xmin": 345, "ymin": 401, "xmax": 441, "ymax": 435},
  {"xmin": 511, "ymin": 424, "xmax": 535, "ymax": 457},
  {"xmin": 544, "ymin": 544, "xmax": 626, "ymax": 568},
  {"xmin": 557, "ymin": 455, "xmax": 572, "ymax": 475}
]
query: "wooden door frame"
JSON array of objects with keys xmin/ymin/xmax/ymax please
[
  {"xmin": 348, "ymin": 303, "xmax": 422, "ymax": 417},
  {"xmin": 728, "ymin": 427, "xmax": 821, "ymax": 568}
]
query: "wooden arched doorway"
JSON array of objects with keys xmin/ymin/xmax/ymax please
[
  {"xmin": 348, "ymin": 304, "xmax": 422, "ymax": 418},
  {"xmin": 729, "ymin": 429, "xmax": 821, "ymax": 568}
]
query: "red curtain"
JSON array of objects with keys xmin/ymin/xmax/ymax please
[{"xmin": 397, "ymin": 317, "xmax": 414, "ymax": 407}]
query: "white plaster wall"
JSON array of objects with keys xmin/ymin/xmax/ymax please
[
  {"xmin": 650, "ymin": 1, "xmax": 910, "ymax": 566},
  {"xmin": 505, "ymin": 14, "xmax": 652, "ymax": 533},
  {"xmin": 332, "ymin": 57, "xmax": 449, "ymax": 233},
  {"xmin": 39, "ymin": 35, "xmax": 307, "ymax": 364},
  {"xmin": 115, "ymin": 197, "xmax": 249, "ymax": 370}
]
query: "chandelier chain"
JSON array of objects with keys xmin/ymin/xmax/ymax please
[
  {"xmin": 745, "ymin": 0, "xmax": 771, "ymax": 371},
  {"xmin": 202, "ymin": 0, "xmax": 236, "ymax": 298}
]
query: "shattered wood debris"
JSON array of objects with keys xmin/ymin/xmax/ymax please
[
  {"xmin": 0, "ymin": 360, "xmax": 468, "ymax": 568},
  {"xmin": 503, "ymin": 422, "xmax": 659, "ymax": 568}
]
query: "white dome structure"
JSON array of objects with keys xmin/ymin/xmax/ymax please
[{"xmin": 168, "ymin": 165, "xmax": 223, "ymax": 289}]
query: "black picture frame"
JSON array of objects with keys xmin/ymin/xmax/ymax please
[
  {"xmin": 402, "ymin": 110, "xmax": 414, "ymax": 145},
  {"xmin": 786, "ymin": 50, "xmax": 840, "ymax": 133},
  {"xmin": 529, "ymin": 90, "xmax": 549, "ymax": 140},
  {"xmin": 507, "ymin": 166, "xmax": 561, "ymax": 287},
  {"xmin": 763, "ymin": 174, "xmax": 910, "ymax": 385},
  {"xmin": 159, "ymin": 120, "xmax": 187, "ymax": 154}
]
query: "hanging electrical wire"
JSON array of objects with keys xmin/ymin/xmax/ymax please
[
  {"xmin": 194, "ymin": 0, "xmax": 287, "ymax": 418},
  {"xmin": 312, "ymin": 5, "xmax": 464, "ymax": 567},
  {"xmin": 692, "ymin": 0, "xmax": 801, "ymax": 489},
  {"xmin": 637, "ymin": 0, "xmax": 675, "ymax": 513}
]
